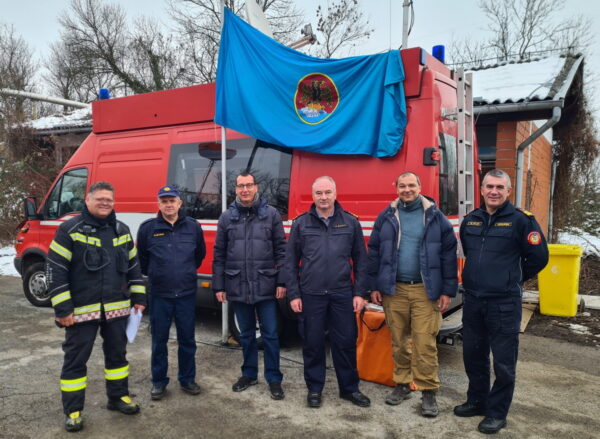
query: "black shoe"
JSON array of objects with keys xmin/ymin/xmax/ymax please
[
  {"xmin": 232, "ymin": 376, "xmax": 258, "ymax": 392},
  {"xmin": 385, "ymin": 384, "xmax": 411, "ymax": 405},
  {"xmin": 107, "ymin": 396, "xmax": 140, "ymax": 415},
  {"xmin": 340, "ymin": 391, "xmax": 371, "ymax": 407},
  {"xmin": 307, "ymin": 392, "xmax": 322, "ymax": 408},
  {"xmin": 269, "ymin": 382, "xmax": 285, "ymax": 400},
  {"xmin": 181, "ymin": 382, "xmax": 201, "ymax": 395},
  {"xmin": 478, "ymin": 417, "xmax": 507, "ymax": 434},
  {"xmin": 65, "ymin": 411, "xmax": 83, "ymax": 432},
  {"xmin": 151, "ymin": 385, "xmax": 166, "ymax": 400},
  {"xmin": 453, "ymin": 401, "xmax": 486, "ymax": 417},
  {"xmin": 421, "ymin": 390, "xmax": 439, "ymax": 417}
]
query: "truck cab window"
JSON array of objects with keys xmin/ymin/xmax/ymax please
[
  {"xmin": 44, "ymin": 168, "xmax": 88, "ymax": 219},
  {"xmin": 438, "ymin": 133, "xmax": 458, "ymax": 216},
  {"xmin": 168, "ymin": 138, "xmax": 292, "ymax": 220}
]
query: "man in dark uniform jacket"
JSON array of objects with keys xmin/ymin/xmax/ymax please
[
  {"xmin": 137, "ymin": 185, "xmax": 206, "ymax": 400},
  {"xmin": 285, "ymin": 176, "xmax": 370, "ymax": 409},
  {"xmin": 47, "ymin": 181, "xmax": 146, "ymax": 432},
  {"xmin": 455, "ymin": 169, "xmax": 549, "ymax": 434}
]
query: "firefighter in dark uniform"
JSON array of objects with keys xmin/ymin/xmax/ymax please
[
  {"xmin": 47, "ymin": 181, "xmax": 147, "ymax": 432},
  {"xmin": 285, "ymin": 176, "xmax": 370, "ymax": 409},
  {"xmin": 454, "ymin": 169, "xmax": 549, "ymax": 435}
]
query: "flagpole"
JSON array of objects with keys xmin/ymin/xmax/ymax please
[{"xmin": 219, "ymin": 0, "xmax": 229, "ymax": 345}]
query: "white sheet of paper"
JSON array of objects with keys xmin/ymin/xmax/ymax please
[{"xmin": 126, "ymin": 307, "xmax": 142, "ymax": 343}]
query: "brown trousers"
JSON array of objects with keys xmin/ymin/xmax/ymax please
[{"xmin": 382, "ymin": 283, "xmax": 442, "ymax": 391}]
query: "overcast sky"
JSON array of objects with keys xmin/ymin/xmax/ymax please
[{"xmin": 2, "ymin": 0, "xmax": 599, "ymax": 114}]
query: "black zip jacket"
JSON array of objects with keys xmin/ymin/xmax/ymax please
[
  {"xmin": 137, "ymin": 209, "xmax": 206, "ymax": 298},
  {"xmin": 47, "ymin": 206, "xmax": 146, "ymax": 321},
  {"xmin": 285, "ymin": 201, "xmax": 368, "ymax": 300},
  {"xmin": 459, "ymin": 201, "xmax": 549, "ymax": 298}
]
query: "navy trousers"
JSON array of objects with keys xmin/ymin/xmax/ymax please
[
  {"xmin": 300, "ymin": 292, "xmax": 359, "ymax": 394},
  {"xmin": 232, "ymin": 299, "xmax": 282, "ymax": 383},
  {"xmin": 150, "ymin": 293, "xmax": 197, "ymax": 387},
  {"xmin": 462, "ymin": 294, "xmax": 522, "ymax": 420}
]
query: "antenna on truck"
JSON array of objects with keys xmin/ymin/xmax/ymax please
[{"xmin": 401, "ymin": 0, "xmax": 414, "ymax": 49}]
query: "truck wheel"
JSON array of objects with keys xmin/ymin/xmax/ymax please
[{"xmin": 23, "ymin": 261, "xmax": 51, "ymax": 307}]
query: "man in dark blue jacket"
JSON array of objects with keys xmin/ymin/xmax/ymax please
[
  {"xmin": 286, "ymin": 176, "xmax": 370, "ymax": 409},
  {"xmin": 455, "ymin": 169, "xmax": 548, "ymax": 434},
  {"xmin": 368, "ymin": 172, "xmax": 457, "ymax": 417},
  {"xmin": 137, "ymin": 185, "xmax": 206, "ymax": 400},
  {"xmin": 213, "ymin": 172, "xmax": 287, "ymax": 400}
]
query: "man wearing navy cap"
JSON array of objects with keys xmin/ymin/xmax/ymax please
[{"xmin": 137, "ymin": 185, "xmax": 206, "ymax": 400}]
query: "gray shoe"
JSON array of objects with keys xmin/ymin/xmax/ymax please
[
  {"xmin": 385, "ymin": 384, "xmax": 411, "ymax": 405},
  {"xmin": 421, "ymin": 390, "xmax": 439, "ymax": 417}
]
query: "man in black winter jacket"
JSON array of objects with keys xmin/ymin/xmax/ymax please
[
  {"xmin": 137, "ymin": 185, "xmax": 206, "ymax": 401},
  {"xmin": 286, "ymin": 176, "xmax": 370, "ymax": 409},
  {"xmin": 213, "ymin": 172, "xmax": 287, "ymax": 400},
  {"xmin": 47, "ymin": 181, "xmax": 146, "ymax": 432}
]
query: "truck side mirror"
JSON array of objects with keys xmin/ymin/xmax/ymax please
[{"xmin": 23, "ymin": 197, "xmax": 40, "ymax": 220}]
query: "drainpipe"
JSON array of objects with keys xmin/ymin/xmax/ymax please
[
  {"xmin": 548, "ymin": 152, "xmax": 559, "ymax": 240},
  {"xmin": 515, "ymin": 106, "xmax": 562, "ymax": 208}
]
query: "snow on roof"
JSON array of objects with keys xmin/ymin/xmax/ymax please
[
  {"xmin": 468, "ymin": 55, "xmax": 580, "ymax": 105},
  {"xmin": 25, "ymin": 107, "xmax": 92, "ymax": 131}
]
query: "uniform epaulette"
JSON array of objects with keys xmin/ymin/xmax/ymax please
[
  {"xmin": 517, "ymin": 208, "xmax": 534, "ymax": 217},
  {"xmin": 291, "ymin": 212, "xmax": 307, "ymax": 222},
  {"xmin": 345, "ymin": 210, "xmax": 360, "ymax": 220},
  {"xmin": 139, "ymin": 217, "xmax": 156, "ymax": 229}
]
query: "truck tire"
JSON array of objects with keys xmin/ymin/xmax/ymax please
[{"xmin": 23, "ymin": 261, "xmax": 51, "ymax": 307}]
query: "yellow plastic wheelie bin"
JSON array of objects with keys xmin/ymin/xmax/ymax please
[{"xmin": 537, "ymin": 244, "xmax": 583, "ymax": 317}]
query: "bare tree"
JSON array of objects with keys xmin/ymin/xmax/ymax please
[
  {"xmin": 0, "ymin": 24, "xmax": 38, "ymax": 143},
  {"xmin": 44, "ymin": 39, "xmax": 117, "ymax": 103},
  {"xmin": 56, "ymin": 0, "xmax": 187, "ymax": 96},
  {"xmin": 168, "ymin": 0, "xmax": 303, "ymax": 83},
  {"xmin": 449, "ymin": 0, "xmax": 593, "ymax": 67},
  {"xmin": 311, "ymin": 0, "xmax": 372, "ymax": 58}
]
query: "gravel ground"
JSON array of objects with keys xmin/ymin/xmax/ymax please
[{"xmin": 1, "ymin": 275, "xmax": 599, "ymax": 439}]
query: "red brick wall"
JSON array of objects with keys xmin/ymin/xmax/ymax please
[{"xmin": 493, "ymin": 121, "xmax": 552, "ymax": 235}]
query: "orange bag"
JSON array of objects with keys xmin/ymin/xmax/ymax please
[{"xmin": 355, "ymin": 309, "xmax": 395, "ymax": 387}]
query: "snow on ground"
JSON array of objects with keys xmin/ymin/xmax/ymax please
[
  {"xmin": 557, "ymin": 229, "xmax": 600, "ymax": 256},
  {"xmin": 0, "ymin": 246, "xmax": 19, "ymax": 277}
]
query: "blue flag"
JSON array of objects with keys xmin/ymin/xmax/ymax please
[{"xmin": 215, "ymin": 8, "xmax": 406, "ymax": 158}]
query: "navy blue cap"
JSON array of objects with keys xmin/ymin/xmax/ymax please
[{"xmin": 157, "ymin": 185, "xmax": 181, "ymax": 198}]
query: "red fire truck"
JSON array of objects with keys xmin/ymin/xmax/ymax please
[{"xmin": 14, "ymin": 47, "xmax": 477, "ymax": 337}]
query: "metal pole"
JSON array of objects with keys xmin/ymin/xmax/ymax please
[
  {"xmin": 219, "ymin": 0, "xmax": 230, "ymax": 345},
  {"xmin": 402, "ymin": 0, "xmax": 411, "ymax": 48},
  {"xmin": 0, "ymin": 88, "xmax": 89, "ymax": 109}
]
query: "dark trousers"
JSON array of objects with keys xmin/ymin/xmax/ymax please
[
  {"xmin": 232, "ymin": 299, "xmax": 282, "ymax": 383},
  {"xmin": 60, "ymin": 317, "xmax": 129, "ymax": 415},
  {"xmin": 150, "ymin": 293, "xmax": 197, "ymax": 387},
  {"xmin": 300, "ymin": 292, "xmax": 359, "ymax": 394},
  {"xmin": 462, "ymin": 294, "xmax": 522, "ymax": 419}
]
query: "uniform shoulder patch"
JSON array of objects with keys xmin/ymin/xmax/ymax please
[
  {"xmin": 517, "ymin": 208, "xmax": 534, "ymax": 217},
  {"xmin": 527, "ymin": 231, "xmax": 542, "ymax": 245}
]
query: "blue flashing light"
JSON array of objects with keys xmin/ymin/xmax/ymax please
[
  {"xmin": 432, "ymin": 45, "xmax": 445, "ymax": 64},
  {"xmin": 98, "ymin": 88, "xmax": 111, "ymax": 100}
]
